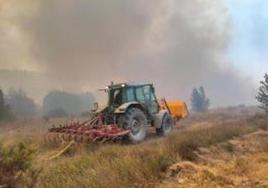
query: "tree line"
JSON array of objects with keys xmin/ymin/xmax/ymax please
[
  {"xmin": 1, "ymin": 73, "xmax": 268, "ymax": 121},
  {"xmin": 0, "ymin": 89, "xmax": 95, "ymax": 121}
]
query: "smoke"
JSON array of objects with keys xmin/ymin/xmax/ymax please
[{"xmin": 0, "ymin": 0, "xmax": 256, "ymax": 106}]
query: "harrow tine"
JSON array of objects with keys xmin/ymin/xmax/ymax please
[
  {"xmin": 47, "ymin": 113, "xmax": 130, "ymax": 145},
  {"xmin": 74, "ymin": 134, "xmax": 82, "ymax": 143},
  {"xmin": 62, "ymin": 133, "xmax": 67, "ymax": 141},
  {"xmin": 77, "ymin": 135, "xmax": 83, "ymax": 143},
  {"xmin": 51, "ymin": 133, "xmax": 58, "ymax": 143},
  {"xmin": 100, "ymin": 137, "xmax": 109, "ymax": 144},
  {"xmin": 56, "ymin": 133, "xmax": 61, "ymax": 140},
  {"xmin": 44, "ymin": 133, "xmax": 51, "ymax": 143},
  {"xmin": 86, "ymin": 137, "xmax": 92, "ymax": 143}
]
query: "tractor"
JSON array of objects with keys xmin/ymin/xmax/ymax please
[{"xmin": 47, "ymin": 83, "xmax": 188, "ymax": 143}]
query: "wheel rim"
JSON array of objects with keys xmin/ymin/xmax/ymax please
[{"xmin": 130, "ymin": 118, "xmax": 142, "ymax": 135}]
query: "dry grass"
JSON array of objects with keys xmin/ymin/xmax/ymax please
[
  {"xmin": 0, "ymin": 109, "xmax": 267, "ymax": 188},
  {"xmin": 161, "ymin": 129, "xmax": 268, "ymax": 188}
]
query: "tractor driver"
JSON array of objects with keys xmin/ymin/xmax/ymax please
[{"xmin": 114, "ymin": 89, "xmax": 122, "ymax": 105}]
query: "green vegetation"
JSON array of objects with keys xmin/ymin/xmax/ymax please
[
  {"xmin": 256, "ymin": 73, "xmax": 268, "ymax": 113},
  {"xmin": 0, "ymin": 89, "xmax": 14, "ymax": 122},
  {"xmin": 0, "ymin": 142, "xmax": 39, "ymax": 188},
  {"xmin": 191, "ymin": 86, "xmax": 210, "ymax": 112}
]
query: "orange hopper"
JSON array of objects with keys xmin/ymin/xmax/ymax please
[{"xmin": 159, "ymin": 100, "xmax": 189, "ymax": 120}]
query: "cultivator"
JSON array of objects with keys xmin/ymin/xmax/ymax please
[{"xmin": 46, "ymin": 113, "xmax": 130, "ymax": 144}]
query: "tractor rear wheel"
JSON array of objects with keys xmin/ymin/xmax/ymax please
[
  {"xmin": 156, "ymin": 113, "xmax": 173, "ymax": 136},
  {"xmin": 118, "ymin": 108, "xmax": 147, "ymax": 143}
]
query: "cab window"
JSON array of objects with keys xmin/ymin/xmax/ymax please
[
  {"xmin": 126, "ymin": 87, "xmax": 135, "ymax": 102},
  {"xmin": 144, "ymin": 86, "xmax": 151, "ymax": 101},
  {"xmin": 136, "ymin": 87, "xmax": 145, "ymax": 102}
]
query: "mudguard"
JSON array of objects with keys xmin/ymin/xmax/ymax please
[
  {"xmin": 153, "ymin": 109, "xmax": 169, "ymax": 128},
  {"xmin": 114, "ymin": 102, "xmax": 142, "ymax": 114}
]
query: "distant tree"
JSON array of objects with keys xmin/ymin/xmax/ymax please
[
  {"xmin": 46, "ymin": 108, "xmax": 68, "ymax": 118},
  {"xmin": 0, "ymin": 89, "xmax": 14, "ymax": 121},
  {"xmin": 191, "ymin": 86, "xmax": 210, "ymax": 112},
  {"xmin": 6, "ymin": 89, "xmax": 37, "ymax": 118},
  {"xmin": 0, "ymin": 89, "xmax": 4, "ymax": 108},
  {"xmin": 43, "ymin": 91, "xmax": 95, "ymax": 117},
  {"xmin": 256, "ymin": 73, "xmax": 268, "ymax": 113}
]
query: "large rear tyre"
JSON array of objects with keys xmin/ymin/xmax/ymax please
[
  {"xmin": 156, "ymin": 113, "xmax": 173, "ymax": 136},
  {"xmin": 118, "ymin": 108, "xmax": 147, "ymax": 143}
]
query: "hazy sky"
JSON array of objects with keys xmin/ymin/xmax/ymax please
[
  {"xmin": 226, "ymin": 0, "xmax": 268, "ymax": 83},
  {"xmin": 0, "ymin": 0, "xmax": 266, "ymax": 106}
]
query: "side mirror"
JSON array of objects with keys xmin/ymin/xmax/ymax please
[{"xmin": 92, "ymin": 102, "xmax": 99, "ymax": 112}]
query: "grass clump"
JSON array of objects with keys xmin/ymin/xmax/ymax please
[
  {"xmin": 40, "ymin": 143, "xmax": 174, "ymax": 188},
  {"xmin": 165, "ymin": 121, "xmax": 253, "ymax": 161},
  {"xmin": 0, "ymin": 142, "xmax": 40, "ymax": 188},
  {"xmin": 248, "ymin": 114, "xmax": 268, "ymax": 130}
]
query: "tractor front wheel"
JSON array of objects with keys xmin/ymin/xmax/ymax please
[{"xmin": 118, "ymin": 108, "xmax": 147, "ymax": 143}]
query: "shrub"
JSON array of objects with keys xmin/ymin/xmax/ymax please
[{"xmin": 0, "ymin": 142, "xmax": 39, "ymax": 188}]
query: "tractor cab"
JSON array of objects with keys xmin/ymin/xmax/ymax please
[{"xmin": 107, "ymin": 83, "xmax": 160, "ymax": 115}]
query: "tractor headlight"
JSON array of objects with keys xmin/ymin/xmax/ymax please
[{"xmin": 121, "ymin": 84, "xmax": 126, "ymax": 87}]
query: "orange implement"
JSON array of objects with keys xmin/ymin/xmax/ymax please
[{"xmin": 160, "ymin": 100, "xmax": 189, "ymax": 120}]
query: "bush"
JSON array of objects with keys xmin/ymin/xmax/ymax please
[{"xmin": 0, "ymin": 142, "xmax": 39, "ymax": 188}]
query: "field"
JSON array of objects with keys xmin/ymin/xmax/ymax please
[{"xmin": 0, "ymin": 106, "xmax": 268, "ymax": 188}]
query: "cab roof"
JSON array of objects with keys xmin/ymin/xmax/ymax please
[{"xmin": 108, "ymin": 82, "xmax": 153, "ymax": 89}]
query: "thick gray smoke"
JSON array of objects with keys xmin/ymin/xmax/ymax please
[{"xmin": 0, "ymin": 0, "xmax": 256, "ymax": 106}]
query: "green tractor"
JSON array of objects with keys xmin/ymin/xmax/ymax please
[
  {"xmin": 98, "ymin": 83, "xmax": 175, "ymax": 143},
  {"xmin": 48, "ymin": 82, "xmax": 188, "ymax": 144}
]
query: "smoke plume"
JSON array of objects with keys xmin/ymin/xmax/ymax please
[{"xmin": 0, "ymin": 0, "xmax": 256, "ymax": 106}]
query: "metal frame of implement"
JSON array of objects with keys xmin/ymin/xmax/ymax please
[{"xmin": 47, "ymin": 113, "xmax": 130, "ymax": 143}]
